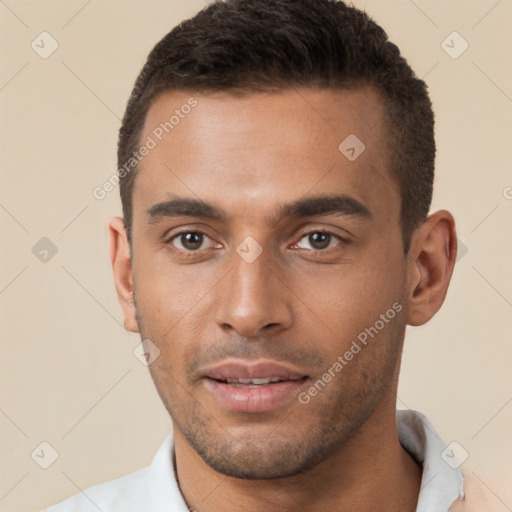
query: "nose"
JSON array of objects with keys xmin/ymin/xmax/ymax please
[{"xmin": 214, "ymin": 248, "xmax": 293, "ymax": 338}]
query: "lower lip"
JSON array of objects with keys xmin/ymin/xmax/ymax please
[{"xmin": 203, "ymin": 378, "xmax": 308, "ymax": 413}]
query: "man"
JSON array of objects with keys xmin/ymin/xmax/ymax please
[{"xmin": 44, "ymin": 0, "xmax": 496, "ymax": 510}]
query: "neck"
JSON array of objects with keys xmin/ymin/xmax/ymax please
[{"xmin": 173, "ymin": 402, "xmax": 422, "ymax": 512}]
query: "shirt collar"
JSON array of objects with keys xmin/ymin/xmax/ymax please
[
  {"xmin": 397, "ymin": 409, "xmax": 465, "ymax": 511},
  {"xmin": 146, "ymin": 434, "xmax": 188, "ymax": 510}
]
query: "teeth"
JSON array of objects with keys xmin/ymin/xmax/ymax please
[{"xmin": 225, "ymin": 377, "xmax": 284, "ymax": 385}]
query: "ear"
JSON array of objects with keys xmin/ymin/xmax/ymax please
[
  {"xmin": 109, "ymin": 217, "xmax": 139, "ymax": 333},
  {"xmin": 406, "ymin": 210, "xmax": 457, "ymax": 327}
]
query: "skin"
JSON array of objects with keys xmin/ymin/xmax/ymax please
[{"xmin": 109, "ymin": 87, "xmax": 457, "ymax": 512}]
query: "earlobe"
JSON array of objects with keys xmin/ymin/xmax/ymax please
[
  {"xmin": 406, "ymin": 210, "xmax": 457, "ymax": 327},
  {"xmin": 108, "ymin": 217, "xmax": 139, "ymax": 333}
]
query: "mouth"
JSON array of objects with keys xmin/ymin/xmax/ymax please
[
  {"xmin": 201, "ymin": 360, "xmax": 309, "ymax": 412},
  {"xmin": 211, "ymin": 376, "xmax": 305, "ymax": 387}
]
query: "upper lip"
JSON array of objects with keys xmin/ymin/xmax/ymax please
[{"xmin": 202, "ymin": 360, "xmax": 308, "ymax": 381}]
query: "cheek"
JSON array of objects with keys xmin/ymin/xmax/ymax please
[
  {"xmin": 294, "ymin": 256, "xmax": 406, "ymax": 344},
  {"xmin": 132, "ymin": 253, "xmax": 220, "ymax": 386},
  {"xmin": 132, "ymin": 248, "xmax": 220, "ymax": 329}
]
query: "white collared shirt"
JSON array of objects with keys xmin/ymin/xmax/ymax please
[{"xmin": 43, "ymin": 409, "xmax": 464, "ymax": 512}]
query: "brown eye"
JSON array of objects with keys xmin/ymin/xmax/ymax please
[
  {"xmin": 309, "ymin": 232, "xmax": 330, "ymax": 249},
  {"xmin": 171, "ymin": 232, "xmax": 208, "ymax": 251},
  {"xmin": 296, "ymin": 231, "xmax": 342, "ymax": 251}
]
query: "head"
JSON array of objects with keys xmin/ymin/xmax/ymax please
[{"xmin": 110, "ymin": 0, "xmax": 456, "ymax": 480}]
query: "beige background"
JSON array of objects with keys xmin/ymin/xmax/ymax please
[{"xmin": 1, "ymin": 1, "xmax": 511, "ymax": 511}]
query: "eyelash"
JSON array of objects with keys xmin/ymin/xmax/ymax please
[
  {"xmin": 165, "ymin": 228, "xmax": 349, "ymax": 255},
  {"xmin": 166, "ymin": 230, "xmax": 217, "ymax": 253},
  {"xmin": 295, "ymin": 229, "xmax": 349, "ymax": 252}
]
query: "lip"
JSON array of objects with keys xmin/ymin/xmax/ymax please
[
  {"xmin": 203, "ymin": 360, "xmax": 308, "ymax": 381},
  {"xmin": 201, "ymin": 359, "xmax": 309, "ymax": 413}
]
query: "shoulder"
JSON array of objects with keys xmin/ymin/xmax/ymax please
[
  {"xmin": 449, "ymin": 472, "xmax": 512, "ymax": 512},
  {"xmin": 42, "ymin": 466, "xmax": 151, "ymax": 512},
  {"xmin": 41, "ymin": 434, "xmax": 183, "ymax": 512}
]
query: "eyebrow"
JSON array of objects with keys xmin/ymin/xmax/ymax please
[{"xmin": 145, "ymin": 194, "xmax": 372, "ymax": 225}]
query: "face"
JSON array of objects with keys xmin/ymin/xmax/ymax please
[{"xmin": 126, "ymin": 87, "xmax": 410, "ymax": 478}]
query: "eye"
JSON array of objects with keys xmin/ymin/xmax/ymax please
[
  {"xmin": 295, "ymin": 231, "xmax": 343, "ymax": 251},
  {"xmin": 168, "ymin": 231, "xmax": 216, "ymax": 251}
]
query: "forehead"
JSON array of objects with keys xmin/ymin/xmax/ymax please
[{"xmin": 134, "ymin": 87, "xmax": 398, "ymax": 226}]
